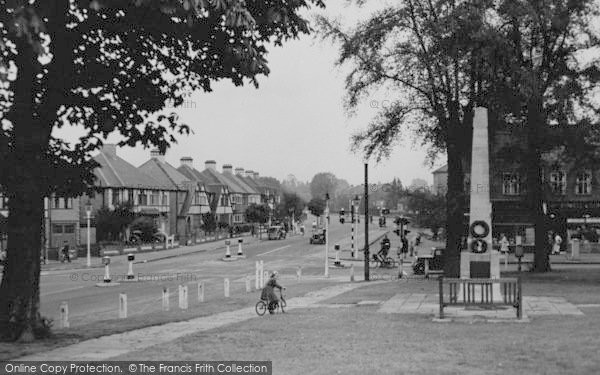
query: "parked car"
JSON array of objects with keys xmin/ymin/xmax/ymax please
[
  {"xmin": 267, "ymin": 226, "xmax": 286, "ymax": 240},
  {"xmin": 309, "ymin": 229, "xmax": 326, "ymax": 245},
  {"xmin": 412, "ymin": 247, "xmax": 444, "ymax": 275}
]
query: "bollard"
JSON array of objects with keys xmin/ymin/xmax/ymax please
[
  {"xmin": 127, "ymin": 254, "xmax": 135, "ymax": 280},
  {"xmin": 296, "ymin": 266, "xmax": 302, "ymax": 280},
  {"xmin": 350, "ymin": 264, "xmax": 355, "ymax": 282},
  {"xmin": 255, "ymin": 261, "xmax": 260, "ymax": 290},
  {"xmin": 102, "ymin": 256, "xmax": 111, "ymax": 283},
  {"xmin": 59, "ymin": 301, "xmax": 69, "ymax": 328},
  {"xmin": 245, "ymin": 275, "xmax": 251, "ymax": 293},
  {"xmin": 162, "ymin": 287, "xmax": 170, "ymax": 311},
  {"xmin": 179, "ymin": 285, "xmax": 188, "ymax": 310},
  {"xmin": 259, "ymin": 260, "xmax": 264, "ymax": 287},
  {"xmin": 224, "ymin": 278, "xmax": 230, "ymax": 298},
  {"xmin": 334, "ymin": 244, "xmax": 341, "ymax": 266},
  {"xmin": 225, "ymin": 240, "xmax": 231, "ymax": 258},
  {"xmin": 198, "ymin": 282, "xmax": 205, "ymax": 303},
  {"xmin": 237, "ymin": 239, "xmax": 244, "ymax": 257},
  {"xmin": 119, "ymin": 293, "xmax": 127, "ymax": 319}
]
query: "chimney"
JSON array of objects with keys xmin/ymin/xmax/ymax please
[
  {"xmin": 150, "ymin": 149, "xmax": 165, "ymax": 162},
  {"xmin": 222, "ymin": 164, "xmax": 233, "ymax": 174},
  {"xmin": 205, "ymin": 160, "xmax": 216, "ymax": 170},
  {"xmin": 180, "ymin": 157, "xmax": 193, "ymax": 168},
  {"xmin": 245, "ymin": 170, "xmax": 254, "ymax": 178},
  {"xmin": 235, "ymin": 168, "xmax": 245, "ymax": 176},
  {"xmin": 102, "ymin": 144, "xmax": 117, "ymax": 157}
]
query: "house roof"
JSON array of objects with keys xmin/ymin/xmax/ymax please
[
  {"xmin": 230, "ymin": 174, "xmax": 260, "ymax": 195},
  {"xmin": 139, "ymin": 158, "xmax": 191, "ymax": 190},
  {"xmin": 200, "ymin": 168, "xmax": 249, "ymax": 194},
  {"xmin": 241, "ymin": 176, "xmax": 266, "ymax": 194},
  {"xmin": 432, "ymin": 164, "xmax": 448, "ymax": 174},
  {"xmin": 93, "ymin": 148, "xmax": 172, "ymax": 190}
]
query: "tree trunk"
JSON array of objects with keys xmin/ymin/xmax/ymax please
[{"xmin": 527, "ymin": 93, "xmax": 550, "ymax": 272}]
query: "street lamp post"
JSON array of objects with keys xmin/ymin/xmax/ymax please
[
  {"xmin": 324, "ymin": 193, "xmax": 330, "ymax": 278},
  {"xmin": 364, "ymin": 163, "xmax": 369, "ymax": 281},
  {"xmin": 352, "ymin": 195, "xmax": 360, "ymax": 259},
  {"xmin": 85, "ymin": 200, "xmax": 93, "ymax": 268}
]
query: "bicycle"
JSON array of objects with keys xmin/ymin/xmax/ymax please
[
  {"xmin": 370, "ymin": 253, "xmax": 397, "ymax": 269},
  {"xmin": 255, "ymin": 289, "xmax": 286, "ymax": 316}
]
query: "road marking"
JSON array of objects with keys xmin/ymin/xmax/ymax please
[{"xmin": 256, "ymin": 245, "xmax": 291, "ymax": 257}]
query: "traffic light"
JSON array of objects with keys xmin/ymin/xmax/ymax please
[
  {"xmin": 393, "ymin": 229, "xmax": 401, "ymax": 236},
  {"xmin": 340, "ymin": 216, "xmax": 345, "ymax": 224}
]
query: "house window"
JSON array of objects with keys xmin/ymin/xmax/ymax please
[
  {"xmin": 112, "ymin": 189, "xmax": 119, "ymax": 206},
  {"xmin": 233, "ymin": 214, "xmax": 244, "ymax": 223},
  {"xmin": 63, "ymin": 224, "xmax": 75, "ymax": 234},
  {"xmin": 195, "ymin": 192, "xmax": 208, "ymax": 205},
  {"xmin": 0, "ymin": 195, "xmax": 6, "ymax": 210},
  {"xmin": 150, "ymin": 191, "xmax": 160, "ymax": 206},
  {"xmin": 550, "ymin": 171, "xmax": 566, "ymax": 195},
  {"xmin": 575, "ymin": 172, "xmax": 592, "ymax": 195},
  {"xmin": 162, "ymin": 193, "xmax": 169, "ymax": 206},
  {"xmin": 52, "ymin": 224, "xmax": 63, "ymax": 234},
  {"xmin": 502, "ymin": 173, "xmax": 521, "ymax": 195},
  {"xmin": 138, "ymin": 192, "xmax": 148, "ymax": 205},
  {"xmin": 127, "ymin": 189, "xmax": 134, "ymax": 202},
  {"xmin": 51, "ymin": 197, "xmax": 72, "ymax": 209},
  {"xmin": 220, "ymin": 195, "xmax": 228, "ymax": 206}
]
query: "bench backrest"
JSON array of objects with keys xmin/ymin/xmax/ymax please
[{"xmin": 440, "ymin": 278, "xmax": 521, "ymax": 306}]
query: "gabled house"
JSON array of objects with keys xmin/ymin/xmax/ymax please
[
  {"xmin": 217, "ymin": 165, "xmax": 261, "ymax": 224},
  {"xmin": 240, "ymin": 170, "xmax": 276, "ymax": 208},
  {"xmin": 190, "ymin": 160, "xmax": 233, "ymax": 226},
  {"xmin": 139, "ymin": 150, "xmax": 210, "ymax": 241},
  {"xmin": 90, "ymin": 144, "xmax": 175, "ymax": 237}
]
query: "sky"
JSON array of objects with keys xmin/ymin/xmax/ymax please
[{"xmin": 56, "ymin": 1, "xmax": 445, "ymax": 187}]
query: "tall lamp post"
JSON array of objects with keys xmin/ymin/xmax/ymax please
[
  {"xmin": 364, "ymin": 162, "xmax": 369, "ymax": 281},
  {"xmin": 324, "ymin": 193, "xmax": 330, "ymax": 278},
  {"xmin": 85, "ymin": 200, "xmax": 93, "ymax": 268},
  {"xmin": 352, "ymin": 195, "xmax": 360, "ymax": 259}
]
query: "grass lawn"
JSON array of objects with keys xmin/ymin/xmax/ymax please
[{"xmin": 0, "ymin": 277, "xmax": 339, "ymax": 361}]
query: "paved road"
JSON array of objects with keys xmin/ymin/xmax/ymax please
[{"xmin": 39, "ymin": 215, "xmax": 388, "ymax": 327}]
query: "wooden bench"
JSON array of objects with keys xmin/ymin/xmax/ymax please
[{"xmin": 438, "ymin": 277, "xmax": 522, "ymax": 319}]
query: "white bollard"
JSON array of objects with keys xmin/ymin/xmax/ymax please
[
  {"xmin": 102, "ymin": 256, "xmax": 111, "ymax": 283},
  {"xmin": 162, "ymin": 287, "xmax": 170, "ymax": 311},
  {"xmin": 225, "ymin": 240, "xmax": 231, "ymax": 258},
  {"xmin": 127, "ymin": 254, "xmax": 135, "ymax": 280},
  {"xmin": 350, "ymin": 264, "xmax": 355, "ymax": 282},
  {"xmin": 255, "ymin": 261, "xmax": 260, "ymax": 290},
  {"xmin": 259, "ymin": 261, "xmax": 264, "ymax": 286},
  {"xmin": 119, "ymin": 293, "xmax": 127, "ymax": 319},
  {"xmin": 296, "ymin": 266, "xmax": 302, "ymax": 280},
  {"xmin": 224, "ymin": 278, "xmax": 230, "ymax": 298},
  {"xmin": 245, "ymin": 275, "xmax": 251, "ymax": 293},
  {"xmin": 198, "ymin": 282, "xmax": 205, "ymax": 303},
  {"xmin": 334, "ymin": 244, "xmax": 341, "ymax": 266},
  {"xmin": 237, "ymin": 239, "xmax": 244, "ymax": 257},
  {"xmin": 59, "ymin": 301, "xmax": 69, "ymax": 328},
  {"xmin": 179, "ymin": 285, "xmax": 188, "ymax": 310}
]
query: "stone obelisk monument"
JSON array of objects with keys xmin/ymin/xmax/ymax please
[{"xmin": 460, "ymin": 107, "xmax": 501, "ymax": 298}]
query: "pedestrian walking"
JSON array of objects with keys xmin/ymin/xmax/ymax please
[{"xmin": 552, "ymin": 233, "xmax": 562, "ymax": 255}]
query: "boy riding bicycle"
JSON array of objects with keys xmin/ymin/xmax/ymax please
[{"xmin": 261, "ymin": 271, "xmax": 285, "ymax": 314}]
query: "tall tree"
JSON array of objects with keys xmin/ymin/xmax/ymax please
[
  {"xmin": 490, "ymin": 0, "xmax": 600, "ymax": 272},
  {"xmin": 318, "ymin": 1, "xmax": 497, "ymax": 277},
  {"xmin": 307, "ymin": 197, "xmax": 326, "ymax": 217},
  {"xmin": 0, "ymin": 0, "xmax": 324, "ymax": 341},
  {"xmin": 310, "ymin": 172, "xmax": 338, "ymax": 201},
  {"xmin": 275, "ymin": 192, "xmax": 305, "ymax": 221}
]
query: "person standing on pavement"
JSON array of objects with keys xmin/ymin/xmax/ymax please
[
  {"xmin": 552, "ymin": 233, "xmax": 562, "ymax": 255},
  {"xmin": 500, "ymin": 234, "xmax": 509, "ymax": 254}
]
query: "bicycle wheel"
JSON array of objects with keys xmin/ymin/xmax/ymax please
[
  {"xmin": 386, "ymin": 258, "xmax": 397, "ymax": 268},
  {"xmin": 255, "ymin": 301, "xmax": 267, "ymax": 316},
  {"xmin": 369, "ymin": 259, "xmax": 380, "ymax": 268}
]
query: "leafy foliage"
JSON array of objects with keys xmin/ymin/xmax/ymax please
[
  {"xmin": 201, "ymin": 212, "xmax": 217, "ymax": 233},
  {"xmin": 95, "ymin": 202, "xmax": 135, "ymax": 242},
  {"xmin": 275, "ymin": 192, "xmax": 305, "ymax": 220},
  {"xmin": 129, "ymin": 216, "xmax": 158, "ymax": 242},
  {"xmin": 307, "ymin": 197, "xmax": 326, "ymax": 217},
  {"xmin": 245, "ymin": 203, "xmax": 270, "ymax": 224},
  {"xmin": 406, "ymin": 190, "xmax": 446, "ymax": 239}
]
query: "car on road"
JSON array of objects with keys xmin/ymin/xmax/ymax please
[
  {"xmin": 412, "ymin": 246, "xmax": 444, "ymax": 275},
  {"xmin": 267, "ymin": 226, "xmax": 286, "ymax": 240},
  {"xmin": 309, "ymin": 229, "xmax": 326, "ymax": 245}
]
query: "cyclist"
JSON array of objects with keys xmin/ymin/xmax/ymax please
[
  {"xmin": 261, "ymin": 271, "xmax": 285, "ymax": 314},
  {"xmin": 376, "ymin": 235, "xmax": 391, "ymax": 262}
]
